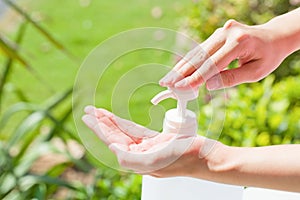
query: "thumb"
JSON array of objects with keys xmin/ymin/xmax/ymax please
[{"xmin": 206, "ymin": 62, "xmax": 260, "ymax": 90}]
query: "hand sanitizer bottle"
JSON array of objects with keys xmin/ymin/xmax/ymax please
[{"xmin": 141, "ymin": 87, "xmax": 244, "ymax": 200}]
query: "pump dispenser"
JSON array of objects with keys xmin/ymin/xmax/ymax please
[
  {"xmin": 151, "ymin": 87, "xmax": 198, "ymax": 136},
  {"xmin": 141, "ymin": 87, "xmax": 244, "ymax": 200}
]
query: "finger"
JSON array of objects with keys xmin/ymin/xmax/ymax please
[
  {"xmin": 84, "ymin": 105, "xmax": 114, "ymax": 118},
  {"xmin": 174, "ymin": 40, "xmax": 240, "ymax": 89},
  {"xmin": 85, "ymin": 106, "xmax": 158, "ymax": 139},
  {"xmin": 172, "ymin": 29, "xmax": 228, "ymax": 82},
  {"xmin": 82, "ymin": 114, "xmax": 133, "ymax": 146},
  {"xmin": 206, "ymin": 60, "xmax": 262, "ymax": 90},
  {"xmin": 160, "ymin": 50, "xmax": 209, "ymax": 87},
  {"xmin": 82, "ymin": 114, "xmax": 110, "ymax": 144},
  {"xmin": 113, "ymin": 116, "xmax": 159, "ymax": 139},
  {"xmin": 159, "ymin": 47, "xmax": 200, "ymax": 86},
  {"xmin": 159, "ymin": 28, "xmax": 226, "ymax": 87}
]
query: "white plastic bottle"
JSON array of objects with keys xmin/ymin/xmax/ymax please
[{"xmin": 141, "ymin": 87, "xmax": 244, "ymax": 200}]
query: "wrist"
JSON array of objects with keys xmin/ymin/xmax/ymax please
[
  {"xmin": 261, "ymin": 9, "xmax": 300, "ymax": 56},
  {"xmin": 204, "ymin": 141, "xmax": 238, "ymax": 173},
  {"xmin": 189, "ymin": 137, "xmax": 240, "ymax": 180}
]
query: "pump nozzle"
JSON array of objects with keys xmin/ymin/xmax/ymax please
[
  {"xmin": 151, "ymin": 90, "xmax": 176, "ymax": 105},
  {"xmin": 151, "ymin": 87, "xmax": 199, "ymax": 118}
]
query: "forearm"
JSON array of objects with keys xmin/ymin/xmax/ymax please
[
  {"xmin": 200, "ymin": 141, "xmax": 300, "ymax": 192},
  {"xmin": 263, "ymin": 7, "xmax": 300, "ymax": 57},
  {"xmin": 231, "ymin": 144, "xmax": 300, "ymax": 192}
]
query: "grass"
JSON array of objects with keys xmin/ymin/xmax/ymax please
[
  {"xmin": 0, "ymin": 2, "xmax": 197, "ymax": 197},
  {"xmin": 8, "ymin": 0, "xmax": 192, "ymax": 99},
  {"xmin": 1, "ymin": 0, "xmax": 195, "ymax": 139}
]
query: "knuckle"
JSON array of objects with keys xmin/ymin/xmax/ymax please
[
  {"xmin": 189, "ymin": 72, "xmax": 203, "ymax": 86},
  {"xmin": 223, "ymin": 22, "xmax": 249, "ymax": 43},
  {"xmin": 250, "ymin": 69, "xmax": 264, "ymax": 82},
  {"xmin": 224, "ymin": 70, "xmax": 236, "ymax": 86},
  {"xmin": 193, "ymin": 70, "xmax": 203, "ymax": 81},
  {"xmin": 214, "ymin": 27, "xmax": 224, "ymax": 35},
  {"xmin": 234, "ymin": 29, "xmax": 249, "ymax": 43},
  {"xmin": 224, "ymin": 19, "xmax": 238, "ymax": 30},
  {"xmin": 185, "ymin": 48, "xmax": 195, "ymax": 58}
]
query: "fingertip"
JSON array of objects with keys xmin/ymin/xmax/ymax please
[
  {"xmin": 159, "ymin": 75, "xmax": 167, "ymax": 85},
  {"xmin": 84, "ymin": 105, "xmax": 95, "ymax": 113},
  {"xmin": 160, "ymin": 70, "xmax": 185, "ymax": 87},
  {"xmin": 159, "ymin": 74, "xmax": 172, "ymax": 87},
  {"xmin": 84, "ymin": 106, "xmax": 115, "ymax": 119},
  {"xmin": 81, "ymin": 114, "xmax": 88, "ymax": 123},
  {"xmin": 82, "ymin": 114, "xmax": 91, "ymax": 122},
  {"xmin": 159, "ymin": 79, "xmax": 167, "ymax": 87},
  {"xmin": 81, "ymin": 114, "xmax": 97, "ymax": 128}
]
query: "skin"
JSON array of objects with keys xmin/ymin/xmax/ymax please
[
  {"xmin": 82, "ymin": 8, "xmax": 300, "ymax": 193},
  {"xmin": 82, "ymin": 106, "xmax": 300, "ymax": 193},
  {"xmin": 159, "ymin": 7, "xmax": 300, "ymax": 90}
]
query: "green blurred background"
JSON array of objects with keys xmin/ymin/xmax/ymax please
[{"xmin": 0, "ymin": 0, "xmax": 299, "ymax": 199}]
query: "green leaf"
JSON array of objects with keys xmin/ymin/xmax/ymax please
[
  {"xmin": 46, "ymin": 162, "xmax": 71, "ymax": 177},
  {"xmin": 6, "ymin": 111, "xmax": 46, "ymax": 148},
  {"xmin": 0, "ymin": 21, "xmax": 27, "ymax": 105},
  {"xmin": 0, "ymin": 102, "xmax": 39, "ymax": 130},
  {"xmin": 44, "ymin": 105, "xmax": 74, "ymax": 141},
  {"xmin": 19, "ymin": 175, "xmax": 79, "ymax": 191},
  {"xmin": 0, "ymin": 173, "xmax": 17, "ymax": 197},
  {"xmin": 1, "ymin": 190, "xmax": 22, "ymax": 200},
  {"xmin": 3, "ymin": 0, "xmax": 78, "ymax": 61},
  {"xmin": 34, "ymin": 184, "xmax": 47, "ymax": 200},
  {"xmin": 0, "ymin": 35, "xmax": 29, "ymax": 67},
  {"xmin": 43, "ymin": 88, "xmax": 72, "ymax": 111}
]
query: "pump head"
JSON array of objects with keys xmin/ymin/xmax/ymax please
[{"xmin": 151, "ymin": 87, "xmax": 199, "ymax": 117}]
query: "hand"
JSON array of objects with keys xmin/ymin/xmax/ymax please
[
  {"xmin": 159, "ymin": 20, "xmax": 289, "ymax": 90},
  {"xmin": 82, "ymin": 106, "xmax": 220, "ymax": 177}
]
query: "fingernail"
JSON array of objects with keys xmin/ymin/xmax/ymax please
[
  {"xmin": 207, "ymin": 77, "xmax": 221, "ymax": 90},
  {"xmin": 159, "ymin": 73, "xmax": 172, "ymax": 86},
  {"xmin": 174, "ymin": 79, "xmax": 187, "ymax": 88},
  {"xmin": 159, "ymin": 78, "xmax": 167, "ymax": 86},
  {"xmin": 159, "ymin": 70, "xmax": 183, "ymax": 87}
]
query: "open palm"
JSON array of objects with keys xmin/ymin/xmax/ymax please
[{"xmin": 82, "ymin": 106, "xmax": 200, "ymax": 175}]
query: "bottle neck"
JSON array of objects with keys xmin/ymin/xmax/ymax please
[
  {"xmin": 163, "ymin": 109, "xmax": 197, "ymax": 136},
  {"xmin": 177, "ymin": 99, "xmax": 187, "ymax": 118}
]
